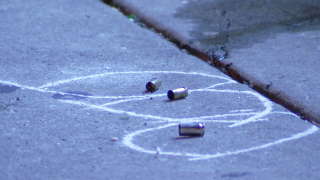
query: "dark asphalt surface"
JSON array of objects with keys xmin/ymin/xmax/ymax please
[
  {"xmin": 1, "ymin": 0, "xmax": 320, "ymax": 179},
  {"xmin": 110, "ymin": 0, "xmax": 320, "ymax": 126}
]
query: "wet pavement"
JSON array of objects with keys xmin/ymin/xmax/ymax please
[{"xmin": 1, "ymin": 0, "xmax": 320, "ymax": 179}]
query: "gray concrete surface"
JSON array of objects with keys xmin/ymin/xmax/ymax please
[
  {"xmin": 109, "ymin": 0, "xmax": 320, "ymax": 126},
  {"xmin": 1, "ymin": 0, "xmax": 320, "ymax": 179}
]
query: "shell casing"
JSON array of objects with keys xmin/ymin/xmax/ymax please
[
  {"xmin": 167, "ymin": 87, "xmax": 188, "ymax": 100},
  {"xmin": 146, "ymin": 78, "xmax": 161, "ymax": 92},
  {"xmin": 179, "ymin": 122, "xmax": 205, "ymax": 136}
]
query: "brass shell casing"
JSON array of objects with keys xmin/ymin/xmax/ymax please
[
  {"xmin": 146, "ymin": 78, "xmax": 161, "ymax": 92},
  {"xmin": 179, "ymin": 122, "xmax": 205, "ymax": 136},
  {"xmin": 167, "ymin": 87, "xmax": 188, "ymax": 100}
]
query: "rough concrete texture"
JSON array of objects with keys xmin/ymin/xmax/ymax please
[
  {"xmin": 1, "ymin": 0, "xmax": 320, "ymax": 179},
  {"xmin": 110, "ymin": 0, "xmax": 320, "ymax": 125}
]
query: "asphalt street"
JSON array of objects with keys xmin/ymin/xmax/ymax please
[{"xmin": 1, "ymin": 0, "xmax": 320, "ymax": 179}]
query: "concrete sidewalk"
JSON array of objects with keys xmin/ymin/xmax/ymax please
[
  {"xmin": 109, "ymin": 0, "xmax": 320, "ymax": 126},
  {"xmin": 0, "ymin": 0, "xmax": 320, "ymax": 179}
]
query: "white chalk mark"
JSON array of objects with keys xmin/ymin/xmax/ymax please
[
  {"xmin": 62, "ymin": 100, "xmax": 249, "ymax": 123},
  {"xmin": 155, "ymin": 147, "xmax": 161, "ymax": 155},
  {"xmin": 169, "ymin": 119, "xmax": 242, "ymax": 123},
  {"xmin": 0, "ymin": 80, "xmax": 24, "ymax": 87},
  {"xmin": 186, "ymin": 112, "xmax": 258, "ymax": 120},
  {"xmin": 2, "ymin": 71, "xmax": 261, "ymax": 125},
  {"xmin": 122, "ymin": 123, "xmax": 205, "ymax": 157},
  {"xmin": 0, "ymin": 80, "xmax": 149, "ymax": 99},
  {"xmin": 272, "ymin": 111, "xmax": 299, "ymax": 117},
  {"xmin": 62, "ymin": 88, "xmax": 269, "ymax": 124},
  {"xmin": 122, "ymin": 123, "xmax": 318, "ymax": 160},
  {"xmin": 38, "ymin": 71, "xmax": 233, "ymax": 89},
  {"xmin": 61, "ymin": 100, "xmax": 174, "ymax": 122},
  {"xmin": 189, "ymin": 126, "xmax": 318, "ymax": 161},
  {"xmin": 94, "ymin": 89, "xmax": 269, "ymax": 125},
  {"xmin": 205, "ymin": 81, "xmax": 236, "ymax": 89},
  {"xmin": 0, "ymin": 71, "xmax": 237, "ymax": 103},
  {"xmin": 229, "ymin": 109, "xmax": 255, "ymax": 113},
  {"xmin": 99, "ymin": 93, "xmax": 167, "ymax": 106},
  {"xmin": 2, "ymin": 70, "xmax": 313, "ymax": 162},
  {"xmin": 229, "ymin": 91, "xmax": 272, "ymax": 127},
  {"xmin": 192, "ymin": 89, "xmax": 272, "ymax": 127},
  {"xmin": 0, "ymin": 80, "xmax": 56, "ymax": 94}
]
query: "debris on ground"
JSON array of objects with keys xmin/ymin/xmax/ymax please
[
  {"xmin": 120, "ymin": 115, "xmax": 129, "ymax": 120},
  {"xmin": 110, "ymin": 137, "xmax": 118, "ymax": 141},
  {"xmin": 155, "ymin": 147, "xmax": 161, "ymax": 155}
]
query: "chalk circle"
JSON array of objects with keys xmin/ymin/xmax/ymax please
[
  {"xmin": 39, "ymin": 71, "xmax": 317, "ymax": 160},
  {"xmin": 123, "ymin": 114, "xmax": 318, "ymax": 161},
  {"xmin": 39, "ymin": 71, "xmax": 234, "ymax": 98},
  {"xmin": 2, "ymin": 71, "xmax": 317, "ymax": 161},
  {"xmin": 108, "ymin": 90, "xmax": 268, "ymax": 121},
  {"xmin": 41, "ymin": 71, "xmax": 270, "ymax": 125}
]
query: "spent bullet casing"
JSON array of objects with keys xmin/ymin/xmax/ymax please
[
  {"xmin": 167, "ymin": 87, "xmax": 188, "ymax": 100},
  {"xmin": 146, "ymin": 78, "xmax": 161, "ymax": 92},
  {"xmin": 179, "ymin": 122, "xmax": 205, "ymax": 136}
]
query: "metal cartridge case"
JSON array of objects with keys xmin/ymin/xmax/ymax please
[
  {"xmin": 179, "ymin": 122, "xmax": 205, "ymax": 136},
  {"xmin": 146, "ymin": 78, "xmax": 161, "ymax": 92},
  {"xmin": 167, "ymin": 87, "xmax": 188, "ymax": 100}
]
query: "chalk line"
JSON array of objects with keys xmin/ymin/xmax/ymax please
[
  {"xmin": 229, "ymin": 109, "xmax": 256, "ymax": 113},
  {"xmin": 122, "ymin": 123, "xmax": 318, "ymax": 161},
  {"xmin": 1, "ymin": 71, "xmax": 313, "ymax": 162},
  {"xmin": 122, "ymin": 123, "xmax": 205, "ymax": 157},
  {"xmin": 38, "ymin": 71, "xmax": 234, "ymax": 89},
  {"xmin": 191, "ymin": 89, "xmax": 272, "ymax": 127},
  {"xmin": 62, "ymin": 88, "xmax": 270, "ymax": 125},
  {"xmin": 2, "ymin": 71, "xmax": 266, "ymax": 126},
  {"xmin": 61, "ymin": 99, "xmax": 255, "ymax": 123},
  {"xmin": 0, "ymin": 79, "xmax": 154, "ymax": 99},
  {"xmin": 189, "ymin": 126, "xmax": 318, "ymax": 161}
]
